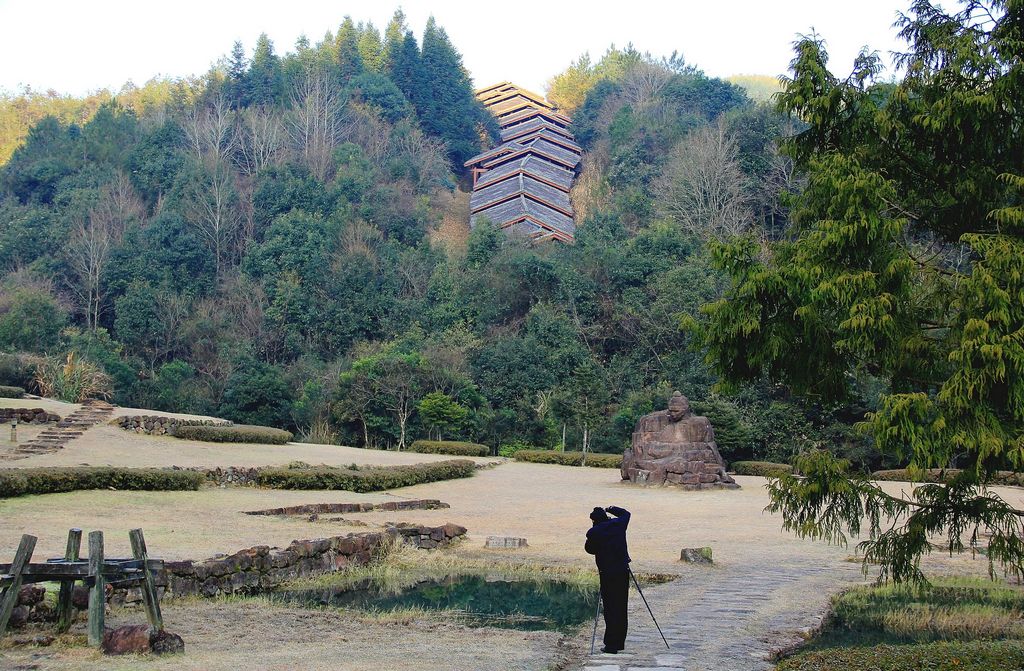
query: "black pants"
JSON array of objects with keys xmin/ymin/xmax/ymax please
[{"xmin": 600, "ymin": 570, "xmax": 629, "ymax": 651}]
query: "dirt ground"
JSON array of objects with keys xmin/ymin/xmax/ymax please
[
  {"xmin": 0, "ymin": 600, "xmax": 574, "ymax": 671},
  {"xmin": 0, "ymin": 398, "xmax": 1017, "ymax": 669}
]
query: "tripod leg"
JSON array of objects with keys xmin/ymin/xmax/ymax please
[
  {"xmin": 629, "ymin": 568, "xmax": 670, "ymax": 650},
  {"xmin": 590, "ymin": 590, "xmax": 602, "ymax": 654}
]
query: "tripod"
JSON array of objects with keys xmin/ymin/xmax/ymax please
[{"xmin": 590, "ymin": 568, "xmax": 670, "ymax": 653}]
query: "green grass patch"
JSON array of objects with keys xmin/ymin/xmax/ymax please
[
  {"xmin": 0, "ymin": 466, "xmax": 204, "ymax": 498},
  {"xmin": 512, "ymin": 450, "xmax": 621, "ymax": 468},
  {"xmin": 776, "ymin": 640, "xmax": 1024, "ymax": 671},
  {"xmin": 255, "ymin": 459, "xmax": 475, "ymax": 492},
  {"xmin": 778, "ymin": 577, "xmax": 1024, "ymax": 670},
  {"xmin": 0, "ymin": 385, "xmax": 24, "ymax": 398},
  {"xmin": 408, "ymin": 440, "xmax": 490, "ymax": 457},
  {"xmin": 172, "ymin": 423, "xmax": 293, "ymax": 444},
  {"xmin": 732, "ymin": 461, "xmax": 793, "ymax": 477}
]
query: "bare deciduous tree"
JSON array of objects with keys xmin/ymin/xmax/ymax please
[
  {"xmin": 235, "ymin": 106, "xmax": 285, "ymax": 176},
  {"xmin": 287, "ymin": 67, "xmax": 348, "ymax": 181},
  {"xmin": 181, "ymin": 161, "xmax": 240, "ymax": 279},
  {"xmin": 183, "ymin": 93, "xmax": 236, "ymax": 169},
  {"xmin": 620, "ymin": 60, "xmax": 673, "ymax": 109},
  {"xmin": 653, "ymin": 121, "xmax": 753, "ymax": 240},
  {"xmin": 66, "ymin": 174, "xmax": 143, "ymax": 329}
]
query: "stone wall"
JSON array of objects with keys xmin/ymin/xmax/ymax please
[
  {"xmin": 116, "ymin": 415, "xmax": 231, "ymax": 436},
  {"xmin": 110, "ymin": 523, "xmax": 467, "ymax": 604},
  {"xmin": 197, "ymin": 466, "xmax": 262, "ymax": 487},
  {"xmin": 244, "ymin": 499, "xmax": 451, "ymax": 516},
  {"xmin": 0, "ymin": 408, "xmax": 60, "ymax": 424}
]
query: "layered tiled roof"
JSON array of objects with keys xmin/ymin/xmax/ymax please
[{"xmin": 468, "ymin": 83, "xmax": 579, "ymax": 242}]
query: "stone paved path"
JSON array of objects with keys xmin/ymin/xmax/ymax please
[
  {"xmin": 582, "ymin": 557, "xmax": 864, "ymax": 671},
  {"xmin": 10, "ymin": 399, "xmax": 113, "ymax": 458}
]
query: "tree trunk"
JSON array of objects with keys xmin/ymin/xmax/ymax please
[
  {"xmin": 361, "ymin": 417, "xmax": 369, "ymax": 449},
  {"xmin": 581, "ymin": 425, "xmax": 589, "ymax": 467},
  {"xmin": 561, "ymin": 423, "xmax": 566, "ymax": 452}
]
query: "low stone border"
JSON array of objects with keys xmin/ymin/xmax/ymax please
[
  {"xmin": 244, "ymin": 499, "xmax": 451, "ymax": 516},
  {"xmin": 119, "ymin": 523, "xmax": 466, "ymax": 603},
  {"xmin": 116, "ymin": 415, "xmax": 232, "ymax": 436},
  {"xmin": 0, "ymin": 408, "xmax": 60, "ymax": 424}
]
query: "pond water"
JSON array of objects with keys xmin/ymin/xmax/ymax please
[{"xmin": 270, "ymin": 574, "xmax": 599, "ymax": 631}]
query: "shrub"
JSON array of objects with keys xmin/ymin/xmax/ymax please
[
  {"xmin": 33, "ymin": 352, "xmax": 112, "ymax": 402},
  {"xmin": 871, "ymin": 468, "xmax": 1024, "ymax": 487},
  {"xmin": 172, "ymin": 424, "xmax": 293, "ymax": 444},
  {"xmin": 498, "ymin": 440, "xmax": 536, "ymax": 458},
  {"xmin": 256, "ymin": 459, "xmax": 475, "ymax": 492},
  {"xmin": 0, "ymin": 385, "xmax": 24, "ymax": 398},
  {"xmin": 731, "ymin": 461, "xmax": 793, "ymax": 477},
  {"xmin": 513, "ymin": 450, "xmax": 622, "ymax": 468},
  {"xmin": 0, "ymin": 467, "xmax": 204, "ymax": 498},
  {"xmin": 408, "ymin": 440, "xmax": 490, "ymax": 457},
  {"xmin": 0, "ymin": 353, "xmax": 39, "ymax": 389}
]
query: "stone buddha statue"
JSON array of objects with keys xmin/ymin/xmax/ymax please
[{"xmin": 621, "ymin": 391, "xmax": 739, "ymax": 489}]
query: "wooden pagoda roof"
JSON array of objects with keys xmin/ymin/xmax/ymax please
[
  {"xmin": 470, "ymin": 194, "xmax": 576, "ymax": 241},
  {"xmin": 499, "ymin": 107, "xmax": 572, "ymax": 129},
  {"xmin": 503, "ymin": 127, "xmax": 582, "ymax": 154},
  {"xmin": 464, "ymin": 140, "xmax": 527, "ymax": 169},
  {"xmin": 481, "ymin": 137, "xmax": 581, "ymax": 171},
  {"xmin": 470, "ymin": 82, "xmax": 577, "ymax": 243},
  {"xmin": 476, "ymin": 83, "xmax": 553, "ymax": 110},
  {"xmin": 470, "ymin": 173, "xmax": 573, "ymax": 216},
  {"xmin": 474, "ymin": 154, "xmax": 575, "ymax": 192},
  {"xmin": 500, "ymin": 117, "xmax": 575, "ymax": 143}
]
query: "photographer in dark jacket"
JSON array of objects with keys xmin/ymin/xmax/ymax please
[{"xmin": 585, "ymin": 505, "xmax": 630, "ymax": 653}]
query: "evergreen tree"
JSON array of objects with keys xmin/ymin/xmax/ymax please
[
  {"xmin": 696, "ymin": 0, "xmax": 1024, "ymax": 583},
  {"xmin": 414, "ymin": 17, "xmax": 486, "ymax": 168},
  {"xmin": 357, "ymin": 21, "xmax": 384, "ymax": 72},
  {"xmin": 335, "ymin": 17, "xmax": 364, "ymax": 82},
  {"xmin": 382, "ymin": 9, "xmax": 408, "ymax": 71},
  {"xmin": 226, "ymin": 40, "xmax": 249, "ymax": 108},
  {"xmin": 388, "ymin": 31, "xmax": 421, "ymax": 103},
  {"xmin": 249, "ymin": 33, "xmax": 283, "ymax": 106}
]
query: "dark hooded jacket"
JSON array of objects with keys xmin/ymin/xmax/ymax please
[{"xmin": 585, "ymin": 506, "xmax": 631, "ymax": 574}]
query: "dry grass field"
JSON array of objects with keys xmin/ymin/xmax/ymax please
[{"xmin": 0, "ymin": 398, "xmax": 1017, "ymax": 670}]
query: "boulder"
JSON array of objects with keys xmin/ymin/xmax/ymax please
[
  {"xmin": 485, "ymin": 536, "xmax": 528, "ymax": 549},
  {"xmin": 102, "ymin": 625, "xmax": 151, "ymax": 655},
  {"xmin": 17, "ymin": 585, "xmax": 45, "ymax": 606},
  {"xmin": 680, "ymin": 547, "xmax": 714, "ymax": 564},
  {"xmin": 151, "ymin": 629, "xmax": 185, "ymax": 655}
]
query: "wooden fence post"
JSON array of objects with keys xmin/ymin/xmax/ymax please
[
  {"xmin": 55, "ymin": 528, "xmax": 82, "ymax": 633},
  {"xmin": 87, "ymin": 530, "xmax": 104, "ymax": 648},
  {"xmin": 128, "ymin": 528, "xmax": 163, "ymax": 633},
  {"xmin": 0, "ymin": 534, "xmax": 37, "ymax": 638}
]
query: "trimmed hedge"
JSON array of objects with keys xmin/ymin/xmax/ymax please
[
  {"xmin": 777, "ymin": 640, "xmax": 1024, "ymax": 671},
  {"xmin": 872, "ymin": 468, "xmax": 1024, "ymax": 487},
  {"xmin": 513, "ymin": 450, "xmax": 622, "ymax": 468},
  {"xmin": 0, "ymin": 467, "xmax": 204, "ymax": 498},
  {"xmin": 408, "ymin": 440, "xmax": 490, "ymax": 457},
  {"xmin": 731, "ymin": 461, "xmax": 793, "ymax": 477},
  {"xmin": 0, "ymin": 385, "xmax": 24, "ymax": 398},
  {"xmin": 256, "ymin": 459, "xmax": 475, "ymax": 492},
  {"xmin": 173, "ymin": 424, "xmax": 293, "ymax": 444}
]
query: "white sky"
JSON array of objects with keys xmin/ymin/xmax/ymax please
[{"xmin": 0, "ymin": 0, "xmax": 912, "ymax": 96}]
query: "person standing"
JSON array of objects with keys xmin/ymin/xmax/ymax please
[{"xmin": 585, "ymin": 505, "xmax": 630, "ymax": 654}]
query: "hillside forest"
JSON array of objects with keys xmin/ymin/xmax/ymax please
[{"xmin": 0, "ymin": 10, "xmax": 877, "ymax": 463}]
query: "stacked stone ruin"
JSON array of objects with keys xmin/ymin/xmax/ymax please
[
  {"xmin": 465, "ymin": 83, "xmax": 581, "ymax": 243},
  {"xmin": 116, "ymin": 415, "xmax": 231, "ymax": 436}
]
